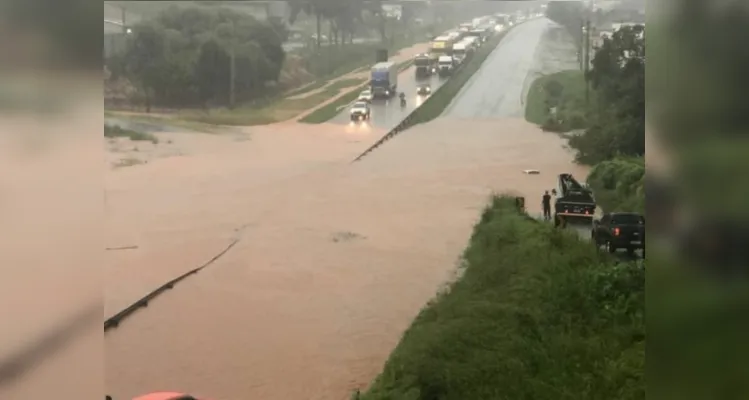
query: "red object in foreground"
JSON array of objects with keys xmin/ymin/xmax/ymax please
[{"xmin": 133, "ymin": 392, "xmax": 209, "ymax": 400}]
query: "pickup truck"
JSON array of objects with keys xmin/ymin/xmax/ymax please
[
  {"xmin": 554, "ymin": 173, "xmax": 596, "ymax": 226},
  {"xmin": 591, "ymin": 212, "xmax": 645, "ymax": 255}
]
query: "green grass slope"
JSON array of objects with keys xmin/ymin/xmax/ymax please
[{"xmin": 358, "ymin": 196, "xmax": 644, "ymax": 400}]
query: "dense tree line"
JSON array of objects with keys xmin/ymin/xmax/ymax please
[
  {"xmin": 545, "ymin": 0, "xmax": 585, "ymax": 52},
  {"xmin": 105, "ymin": 0, "xmax": 439, "ymax": 110},
  {"xmin": 106, "ymin": 6, "xmax": 288, "ymax": 110},
  {"xmin": 569, "ymin": 24, "xmax": 645, "ymax": 164},
  {"xmin": 546, "ymin": 24, "xmax": 645, "ymax": 213}
]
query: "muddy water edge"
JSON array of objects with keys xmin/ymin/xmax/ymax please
[{"xmin": 105, "ymin": 118, "xmax": 588, "ymax": 400}]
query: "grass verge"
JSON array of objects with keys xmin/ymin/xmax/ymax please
[
  {"xmin": 525, "ymin": 70, "xmax": 588, "ymax": 132},
  {"xmin": 358, "ymin": 195, "xmax": 644, "ymax": 400},
  {"xmin": 284, "ymin": 80, "xmax": 331, "ymax": 98},
  {"xmin": 299, "ymin": 60, "xmax": 414, "ymax": 124},
  {"xmin": 104, "ymin": 124, "xmax": 158, "ymax": 144},
  {"xmin": 327, "ymin": 78, "xmax": 367, "ymax": 91},
  {"xmin": 178, "ymin": 86, "xmax": 341, "ymax": 126}
]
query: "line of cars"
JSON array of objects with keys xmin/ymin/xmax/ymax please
[
  {"xmin": 349, "ymin": 59, "xmax": 397, "ymax": 122},
  {"xmin": 552, "ymin": 173, "xmax": 645, "ymax": 257},
  {"xmin": 347, "ymin": 13, "xmax": 509, "ymax": 123}
]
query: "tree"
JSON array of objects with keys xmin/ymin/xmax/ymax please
[
  {"xmin": 546, "ymin": 1, "xmax": 585, "ymax": 52},
  {"xmin": 194, "ymin": 37, "xmax": 229, "ymax": 107},
  {"xmin": 568, "ymin": 25, "xmax": 645, "ymax": 164},
  {"xmin": 124, "ymin": 21, "xmax": 169, "ymax": 112},
  {"xmin": 121, "ymin": 5, "xmax": 286, "ymax": 109}
]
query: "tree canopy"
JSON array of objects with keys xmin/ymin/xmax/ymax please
[
  {"xmin": 545, "ymin": 0, "xmax": 585, "ymax": 49},
  {"xmin": 116, "ymin": 5, "xmax": 287, "ymax": 109},
  {"xmin": 569, "ymin": 25, "xmax": 645, "ymax": 164}
]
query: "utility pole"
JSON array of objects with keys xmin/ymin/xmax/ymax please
[
  {"xmin": 583, "ymin": 18, "xmax": 591, "ymax": 104},
  {"xmin": 579, "ymin": 20, "xmax": 585, "ymax": 71},
  {"xmin": 121, "ymin": 6, "xmax": 127, "ymax": 34},
  {"xmin": 227, "ymin": 21, "xmax": 236, "ymax": 109}
]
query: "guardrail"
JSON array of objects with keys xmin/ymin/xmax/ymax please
[
  {"xmin": 104, "ymin": 238, "xmax": 240, "ymax": 332},
  {"xmin": 351, "ymin": 25, "xmax": 519, "ymax": 163}
]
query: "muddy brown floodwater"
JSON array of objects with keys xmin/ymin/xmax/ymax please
[
  {"xmin": 106, "ymin": 17, "xmax": 586, "ymax": 400},
  {"xmin": 105, "ymin": 117, "xmax": 589, "ymax": 400}
]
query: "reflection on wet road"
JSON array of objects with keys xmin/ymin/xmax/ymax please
[{"xmin": 329, "ymin": 67, "xmax": 448, "ymax": 131}]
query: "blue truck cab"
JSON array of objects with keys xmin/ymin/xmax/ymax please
[{"xmin": 370, "ymin": 61, "xmax": 398, "ymax": 99}]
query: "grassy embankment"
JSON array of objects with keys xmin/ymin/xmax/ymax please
[
  {"xmin": 525, "ymin": 70, "xmax": 588, "ymax": 134},
  {"xmin": 356, "ymin": 195, "xmax": 644, "ymax": 400},
  {"xmin": 586, "ymin": 157, "xmax": 645, "ymax": 213}
]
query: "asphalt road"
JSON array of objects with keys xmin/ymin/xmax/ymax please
[
  {"xmin": 444, "ymin": 18, "xmax": 553, "ymax": 119},
  {"xmin": 328, "ymin": 66, "xmax": 449, "ymax": 131}
]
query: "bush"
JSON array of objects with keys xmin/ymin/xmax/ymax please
[
  {"xmin": 104, "ymin": 124, "xmax": 158, "ymax": 144},
  {"xmin": 359, "ymin": 196, "xmax": 644, "ymax": 400},
  {"xmin": 586, "ymin": 157, "xmax": 645, "ymax": 213}
]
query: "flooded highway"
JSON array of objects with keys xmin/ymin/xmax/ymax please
[{"xmin": 105, "ymin": 17, "xmax": 583, "ymax": 400}]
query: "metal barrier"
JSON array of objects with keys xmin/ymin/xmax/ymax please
[{"xmin": 104, "ymin": 238, "xmax": 240, "ymax": 331}]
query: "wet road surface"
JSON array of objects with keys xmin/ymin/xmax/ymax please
[
  {"xmin": 105, "ymin": 119, "xmax": 591, "ymax": 400},
  {"xmin": 444, "ymin": 18, "xmax": 555, "ymax": 119},
  {"xmin": 105, "ymin": 17, "xmax": 616, "ymax": 400},
  {"xmin": 329, "ymin": 67, "xmax": 448, "ymax": 131}
]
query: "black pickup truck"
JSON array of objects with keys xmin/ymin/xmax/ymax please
[
  {"xmin": 591, "ymin": 212, "xmax": 645, "ymax": 255},
  {"xmin": 554, "ymin": 173, "xmax": 596, "ymax": 225}
]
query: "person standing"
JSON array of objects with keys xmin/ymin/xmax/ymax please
[{"xmin": 542, "ymin": 190, "xmax": 552, "ymax": 221}]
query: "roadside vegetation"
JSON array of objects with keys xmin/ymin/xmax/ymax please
[
  {"xmin": 524, "ymin": 23, "xmax": 645, "ymax": 212},
  {"xmin": 104, "ymin": 1, "xmax": 460, "ymax": 127},
  {"xmin": 525, "ymin": 70, "xmax": 588, "ymax": 132},
  {"xmin": 358, "ymin": 196, "xmax": 644, "ymax": 400},
  {"xmin": 357, "ymin": 17, "xmax": 645, "ymax": 400},
  {"xmin": 104, "ymin": 124, "xmax": 158, "ymax": 144},
  {"xmin": 586, "ymin": 157, "xmax": 644, "ymax": 213}
]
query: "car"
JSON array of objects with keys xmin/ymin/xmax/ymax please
[
  {"xmin": 416, "ymin": 84, "xmax": 432, "ymax": 95},
  {"xmin": 349, "ymin": 101, "xmax": 371, "ymax": 122},
  {"xmin": 591, "ymin": 212, "xmax": 645, "ymax": 256},
  {"xmin": 357, "ymin": 89, "xmax": 373, "ymax": 102}
]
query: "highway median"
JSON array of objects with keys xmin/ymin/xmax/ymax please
[{"xmin": 355, "ymin": 195, "xmax": 645, "ymax": 400}]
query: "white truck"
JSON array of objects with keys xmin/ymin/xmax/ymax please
[
  {"xmin": 452, "ymin": 42, "xmax": 468, "ymax": 64},
  {"xmin": 437, "ymin": 55, "xmax": 455, "ymax": 77},
  {"xmin": 463, "ymin": 36, "xmax": 480, "ymax": 49}
]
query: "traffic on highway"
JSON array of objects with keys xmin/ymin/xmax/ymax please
[
  {"xmin": 330, "ymin": 13, "xmax": 511, "ymax": 132},
  {"xmin": 105, "ymin": 6, "xmax": 581, "ymax": 400}
]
